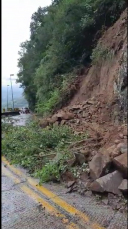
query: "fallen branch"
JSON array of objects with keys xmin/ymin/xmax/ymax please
[{"xmin": 69, "ymin": 137, "xmax": 103, "ymax": 149}]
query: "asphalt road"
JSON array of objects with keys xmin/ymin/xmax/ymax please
[
  {"xmin": 10, "ymin": 113, "xmax": 32, "ymax": 126},
  {"xmin": 2, "ymin": 157, "xmax": 127, "ymax": 229}
]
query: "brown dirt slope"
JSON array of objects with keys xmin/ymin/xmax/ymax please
[
  {"xmin": 70, "ymin": 9, "xmax": 127, "ymax": 106},
  {"xmin": 38, "ymin": 9, "xmax": 127, "ymax": 150},
  {"xmin": 37, "ymin": 10, "xmax": 127, "ymax": 203}
]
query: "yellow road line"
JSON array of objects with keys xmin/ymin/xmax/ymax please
[
  {"xmin": 2, "ymin": 165, "xmax": 21, "ymax": 184},
  {"xmin": 2, "ymin": 165, "xmax": 79, "ymax": 229},
  {"xmin": 2, "ymin": 156, "xmax": 105, "ymax": 229}
]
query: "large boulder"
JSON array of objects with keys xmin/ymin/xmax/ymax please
[
  {"xmin": 90, "ymin": 171, "xmax": 123, "ymax": 195},
  {"xmin": 118, "ymin": 179, "xmax": 128, "ymax": 193},
  {"xmin": 89, "ymin": 153, "xmax": 111, "ymax": 180},
  {"xmin": 112, "ymin": 152, "xmax": 128, "ymax": 178},
  {"xmin": 54, "ymin": 111, "xmax": 74, "ymax": 121}
]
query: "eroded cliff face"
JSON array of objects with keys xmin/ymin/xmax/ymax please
[
  {"xmin": 70, "ymin": 9, "xmax": 127, "ymax": 124},
  {"xmin": 114, "ymin": 44, "xmax": 127, "ymax": 123},
  {"xmin": 37, "ymin": 10, "xmax": 127, "ymax": 202}
]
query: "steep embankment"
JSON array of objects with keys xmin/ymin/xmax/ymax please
[
  {"xmin": 70, "ymin": 9, "xmax": 127, "ymax": 117},
  {"xmin": 41, "ymin": 9, "xmax": 127, "ymax": 144},
  {"xmin": 37, "ymin": 10, "xmax": 127, "ymax": 204}
]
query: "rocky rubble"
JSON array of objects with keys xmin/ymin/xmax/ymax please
[
  {"xmin": 38, "ymin": 95, "xmax": 127, "ymax": 211},
  {"xmin": 113, "ymin": 152, "xmax": 127, "ymax": 178},
  {"xmin": 90, "ymin": 171, "xmax": 123, "ymax": 195},
  {"xmin": 39, "ymin": 97, "xmax": 127, "ymax": 195},
  {"xmin": 37, "ymin": 9, "xmax": 128, "ymax": 211},
  {"xmin": 118, "ymin": 179, "xmax": 128, "ymax": 193},
  {"xmin": 89, "ymin": 153, "xmax": 111, "ymax": 180}
]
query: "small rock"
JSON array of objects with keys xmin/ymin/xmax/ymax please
[
  {"xmin": 87, "ymin": 154, "xmax": 93, "ymax": 162},
  {"xmin": 70, "ymin": 105, "xmax": 82, "ymax": 111},
  {"xmin": 85, "ymin": 180, "xmax": 92, "ymax": 189},
  {"xmin": 118, "ymin": 179, "xmax": 128, "ymax": 193},
  {"xmin": 119, "ymin": 133, "xmax": 124, "ymax": 139},
  {"xmin": 120, "ymin": 147, "xmax": 127, "ymax": 154},
  {"xmin": 61, "ymin": 171, "xmax": 75, "ymax": 182},
  {"xmin": 74, "ymin": 152, "xmax": 86, "ymax": 165},
  {"xmin": 123, "ymin": 129, "xmax": 127, "ymax": 136},
  {"xmin": 116, "ymin": 203, "xmax": 122, "ymax": 210},
  {"xmin": 49, "ymin": 116, "xmax": 58, "ymax": 124},
  {"xmin": 90, "ymin": 171, "xmax": 123, "ymax": 195},
  {"xmin": 102, "ymin": 199, "xmax": 108, "ymax": 205},
  {"xmin": 108, "ymin": 193, "xmax": 121, "ymax": 210},
  {"xmin": 40, "ymin": 120, "xmax": 49, "ymax": 128},
  {"xmin": 62, "ymin": 218, "xmax": 69, "ymax": 224},
  {"xmin": 112, "ymin": 152, "xmax": 128, "ymax": 178},
  {"xmin": 111, "ymin": 149, "xmax": 121, "ymax": 158},
  {"xmin": 85, "ymin": 191, "xmax": 92, "ymax": 197},
  {"xmin": 106, "ymin": 145, "xmax": 119, "ymax": 157},
  {"xmin": 119, "ymin": 206, "xmax": 125, "ymax": 213},
  {"xmin": 87, "ymin": 100, "xmax": 94, "ymax": 105},
  {"xmin": 72, "ymin": 185, "xmax": 78, "ymax": 192},
  {"xmin": 56, "ymin": 111, "xmax": 74, "ymax": 120},
  {"xmin": 67, "ymin": 158, "xmax": 76, "ymax": 167},
  {"xmin": 80, "ymin": 172, "xmax": 88, "ymax": 182},
  {"xmin": 67, "ymin": 181, "xmax": 76, "ymax": 188},
  {"xmin": 89, "ymin": 153, "xmax": 111, "ymax": 180},
  {"xmin": 66, "ymin": 187, "xmax": 73, "ymax": 193},
  {"xmin": 61, "ymin": 120, "xmax": 66, "ymax": 125},
  {"xmin": 37, "ymin": 203, "xmax": 43, "ymax": 212},
  {"xmin": 91, "ymin": 151, "xmax": 97, "ymax": 157},
  {"xmin": 53, "ymin": 121, "xmax": 59, "ymax": 126},
  {"xmin": 80, "ymin": 149, "xmax": 89, "ymax": 157},
  {"xmin": 124, "ymin": 136, "xmax": 127, "ymax": 139},
  {"xmin": 114, "ymin": 139, "xmax": 120, "ymax": 144},
  {"xmin": 76, "ymin": 119, "xmax": 80, "ymax": 124},
  {"xmin": 116, "ymin": 143, "xmax": 127, "ymax": 153}
]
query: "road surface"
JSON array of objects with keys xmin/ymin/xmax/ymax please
[
  {"xmin": 7, "ymin": 113, "xmax": 32, "ymax": 126},
  {"xmin": 2, "ymin": 157, "xmax": 127, "ymax": 229}
]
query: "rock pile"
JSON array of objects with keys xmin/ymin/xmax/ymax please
[{"xmin": 38, "ymin": 97, "xmax": 127, "ymax": 200}]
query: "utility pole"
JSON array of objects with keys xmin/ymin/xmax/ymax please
[
  {"xmin": 10, "ymin": 74, "xmax": 14, "ymax": 110},
  {"xmin": 7, "ymin": 85, "xmax": 9, "ymax": 111}
]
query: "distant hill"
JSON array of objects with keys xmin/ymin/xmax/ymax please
[{"xmin": 2, "ymin": 85, "xmax": 28, "ymax": 110}]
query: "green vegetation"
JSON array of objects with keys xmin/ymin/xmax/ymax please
[
  {"xmin": 17, "ymin": 0, "xmax": 126, "ymax": 114},
  {"xmin": 91, "ymin": 43, "xmax": 115, "ymax": 65},
  {"xmin": 2, "ymin": 120, "xmax": 87, "ymax": 183},
  {"xmin": 2, "ymin": 0, "xmax": 126, "ymax": 183}
]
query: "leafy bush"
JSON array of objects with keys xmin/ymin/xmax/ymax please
[
  {"xmin": 2, "ymin": 120, "xmax": 88, "ymax": 182},
  {"xmin": 35, "ymin": 159, "xmax": 68, "ymax": 183},
  {"xmin": 91, "ymin": 43, "xmax": 115, "ymax": 65},
  {"xmin": 17, "ymin": 0, "xmax": 126, "ymax": 112},
  {"xmin": 2, "ymin": 121, "xmax": 75, "ymax": 174},
  {"xmin": 36, "ymin": 89, "xmax": 60, "ymax": 115}
]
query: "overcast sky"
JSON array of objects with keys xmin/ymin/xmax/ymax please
[{"xmin": 2, "ymin": 0, "xmax": 52, "ymax": 86}]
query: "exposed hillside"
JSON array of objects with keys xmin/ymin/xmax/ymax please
[
  {"xmin": 70, "ymin": 9, "xmax": 127, "ymax": 123},
  {"xmin": 17, "ymin": 0, "xmax": 126, "ymax": 113},
  {"xmin": 37, "ymin": 9, "xmax": 127, "ymax": 196},
  {"xmin": 40, "ymin": 9, "xmax": 127, "ymax": 128},
  {"xmin": 3, "ymin": 5, "xmax": 127, "ymax": 210}
]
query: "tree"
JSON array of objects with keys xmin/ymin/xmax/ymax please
[{"xmin": 17, "ymin": 0, "xmax": 126, "ymax": 113}]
